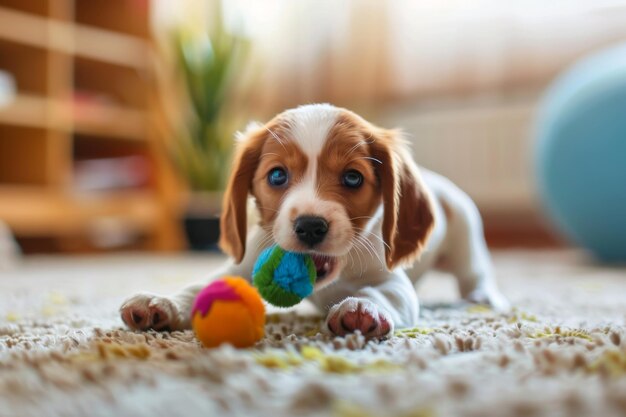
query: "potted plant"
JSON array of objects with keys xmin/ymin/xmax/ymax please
[{"xmin": 169, "ymin": 7, "xmax": 251, "ymax": 250}]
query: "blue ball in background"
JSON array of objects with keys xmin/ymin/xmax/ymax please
[{"xmin": 534, "ymin": 42, "xmax": 626, "ymax": 262}]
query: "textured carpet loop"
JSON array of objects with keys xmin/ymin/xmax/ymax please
[{"xmin": 1, "ymin": 251, "xmax": 626, "ymax": 416}]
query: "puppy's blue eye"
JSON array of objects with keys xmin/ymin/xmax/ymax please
[
  {"xmin": 268, "ymin": 167, "xmax": 288, "ymax": 187},
  {"xmin": 342, "ymin": 170, "xmax": 363, "ymax": 188}
]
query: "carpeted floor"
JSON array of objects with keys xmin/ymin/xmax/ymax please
[{"xmin": 1, "ymin": 250, "xmax": 626, "ymax": 417}]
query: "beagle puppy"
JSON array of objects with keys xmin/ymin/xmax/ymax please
[{"xmin": 120, "ymin": 104, "xmax": 509, "ymax": 338}]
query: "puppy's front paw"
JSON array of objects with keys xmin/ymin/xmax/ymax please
[
  {"xmin": 326, "ymin": 298, "xmax": 393, "ymax": 339},
  {"xmin": 120, "ymin": 294, "xmax": 181, "ymax": 331}
]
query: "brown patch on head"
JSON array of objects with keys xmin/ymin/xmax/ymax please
[
  {"xmin": 219, "ymin": 125, "xmax": 267, "ymax": 263},
  {"xmin": 219, "ymin": 115, "xmax": 309, "ymax": 263},
  {"xmin": 251, "ymin": 121, "xmax": 308, "ymax": 225},
  {"xmin": 369, "ymin": 129, "xmax": 436, "ymax": 269},
  {"xmin": 317, "ymin": 112, "xmax": 382, "ymax": 231},
  {"xmin": 315, "ymin": 109, "xmax": 436, "ymax": 269},
  {"xmin": 221, "ymin": 104, "xmax": 436, "ymax": 270}
]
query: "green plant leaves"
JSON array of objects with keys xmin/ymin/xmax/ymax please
[{"xmin": 170, "ymin": 7, "xmax": 251, "ymax": 192}]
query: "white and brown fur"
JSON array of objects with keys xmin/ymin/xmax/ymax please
[{"xmin": 120, "ymin": 104, "xmax": 509, "ymax": 338}]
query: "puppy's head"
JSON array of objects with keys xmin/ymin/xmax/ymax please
[{"xmin": 220, "ymin": 104, "xmax": 435, "ymax": 288}]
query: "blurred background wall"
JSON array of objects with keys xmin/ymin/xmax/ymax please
[{"xmin": 1, "ymin": 0, "xmax": 626, "ymax": 254}]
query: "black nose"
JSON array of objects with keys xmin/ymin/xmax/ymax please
[{"xmin": 294, "ymin": 216, "xmax": 329, "ymax": 247}]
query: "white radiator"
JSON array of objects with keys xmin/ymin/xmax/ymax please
[{"xmin": 380, "ymin": 94, "xmax": 540, "ymax": 213}]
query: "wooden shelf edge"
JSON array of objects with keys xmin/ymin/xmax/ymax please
[
  {"xmin": 73, "ymin": 102, "xmax": 147, "ymax": 140},
  {"xmin": 73, "ymin": 24, "xmax": 150, "ymax": 70},
  {"xmin": 0, "ymin": 94, "xmax": 148, "ymax": 140},
  {"xmin": 0, "ymin": 7, "xmax": 47, "ymax": 48},
  {"xmin": 0, "ymin": 185, "xmax": 162, "ymax": 237},
  {"xmin": 0, "ymin": 94, "xmax": 50, "ymax": 129},
  {"xmin": 0, "ymin": 7, "xmax": 149, "ymax": 70}
]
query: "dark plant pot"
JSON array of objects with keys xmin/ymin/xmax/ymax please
[
  {"xmin": 183, "ymin": 215, "xmax": 220, "ymax": 251},
  {"xmin": 182, "ymin": 191, "xmax": 223, "ymax": 252}
]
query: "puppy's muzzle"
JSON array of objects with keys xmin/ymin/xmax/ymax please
[{"xmin": 294, "ymin": 216, "xmax": 328, "ymax": 247}]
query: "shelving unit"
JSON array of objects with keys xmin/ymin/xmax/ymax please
[{"xmin": 0, "ymin": 0, "xmax": 183, "ymax": 252}]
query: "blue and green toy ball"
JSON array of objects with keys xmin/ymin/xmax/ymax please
[{"xmin": 252, "ymin": 245, "xmax": 316, "ymax": 307}]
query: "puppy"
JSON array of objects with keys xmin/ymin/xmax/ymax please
[{"xmin": 120, "ymin": 104, "xmax": 509, "ymax": 337}]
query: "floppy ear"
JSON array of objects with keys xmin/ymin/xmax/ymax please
[
  {"xmin": 370, "ymin": 129, "xmax": 436, "ymax": 270},
  {"xmin": 219, "ymin": 126, "xmax": 266, "ymax": 263}
]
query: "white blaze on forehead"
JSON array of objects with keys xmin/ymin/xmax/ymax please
[
  {"xmin": 271, "ymin": 104, "xmax": 354, "ymax": 256},
  {"xmin": 284, "ymin": 104, "xmax": 341, "ymax": 157}
]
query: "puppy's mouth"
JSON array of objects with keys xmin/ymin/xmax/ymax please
[{"xmin": 310, "ymin": 254, "xmax": 338, "ymax": 283}]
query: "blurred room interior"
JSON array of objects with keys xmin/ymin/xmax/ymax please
[
  {"xmin": 3, "ymin": 2, "xmax": 626, "ymax": 416},
  {"xmin": 1, "ymin": 0, "xmax": 626, "ymax": 257}
]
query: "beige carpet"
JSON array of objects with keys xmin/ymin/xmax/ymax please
[{"xmin": 1, "ymin": 250, "xmax": 626, "ymax": 417}]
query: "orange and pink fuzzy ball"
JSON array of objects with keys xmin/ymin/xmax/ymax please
[{"xmin": 191, "ymin": 276, "xmax": 265, "ymax": 348}]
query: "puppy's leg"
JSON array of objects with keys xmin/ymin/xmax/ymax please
[
  {"xmin": 324, "ymin": 270, "xmax": 418, "ymax": 338},
  {"xmin": 443, "ymin": 200, "xmax": 510, "ymax": 311},
  {"xmin": 120, "ymin": 267, "xmax": 233, "ymax": 331},
  {"xmin": 120, "ymin": 227, "xmax": 269, "ymax": 331}
]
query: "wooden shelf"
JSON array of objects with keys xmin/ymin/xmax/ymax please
[
  {"xmin": 0, "ymin": 0, "xmax": 49, "ymax": 17},
  {"xmin": 0, "ymin": 94, "xmax": 50, "ymax": 129},
  {"xmin": 0, "ymin": 185, "xmax": 160, "ymax": 237},
  {"xmin": 74, "ymin": 24, "xmax": 150, "ymax": 70},
  {"xmin": 0, "ymin": 7, "xmax": 149, "ymax": 70},
  {"xmin": 0, "ymin": 94, "xmax": 147, "ymax": 140},
  {"xmin": 75, "ymin": 0, "xmax": 150, "ymax": 39},
  {"xmin": 0, "ymin": 125, "xmax": 49, "ymax": 185},
  {"xmin": 0, "ymin": 1, "xmax": 184, "ymax": 252},
  {"xmin": 74, "ymin": 57, "xmax": 148, "ymax": 109},
  {"xmin": 73, "ymin": 102, "xmax": 147, "ymax": 140},
  {"xmin": 0, "ymin": 38, "xmax": 48, "ymax": 95}
]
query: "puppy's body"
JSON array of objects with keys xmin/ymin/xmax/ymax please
[{"xmin": 121, "ymin": 104, "xmax": 508, "ymax": 336}]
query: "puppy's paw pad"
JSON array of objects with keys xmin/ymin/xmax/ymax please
[
  {"xmin": 326, "ymin": 298, "xmax": 393, "ymax": 339},
  {"xmin": 466, "ymin": 288, "xmax": 510, "ymax": 312},
  {"xmin": 120, "ymin": 294, "xmax": 178, "ymax": 331}
]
